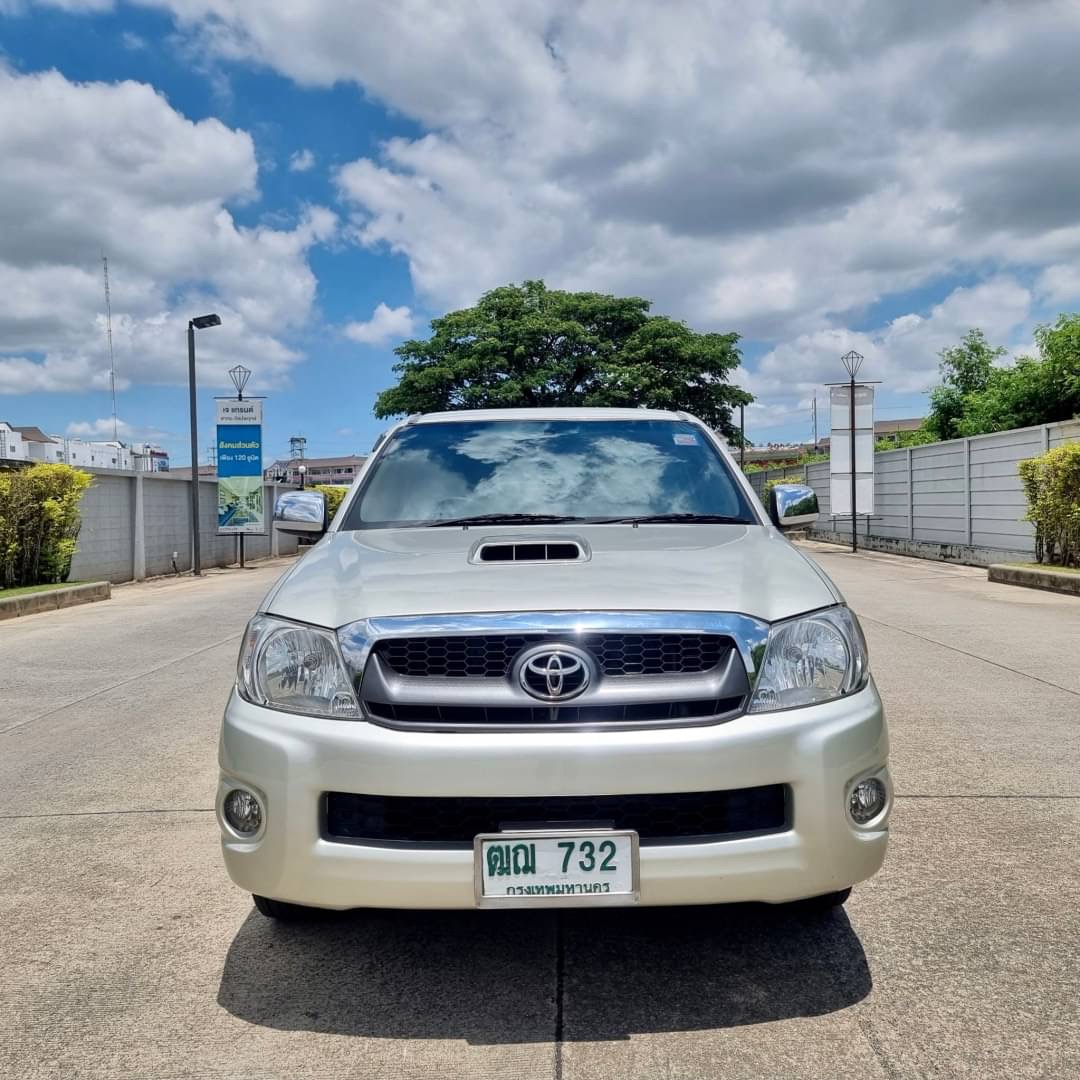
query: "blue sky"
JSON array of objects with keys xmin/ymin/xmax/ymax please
[{"xmin": 2, "ymin": 1, "xmax": 1080, "ymax": 464}]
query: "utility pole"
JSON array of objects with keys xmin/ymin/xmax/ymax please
[
  {"xmin": 812, "ymin": 393, "xmax": 818, "ymax": 450},
  {"xmin": 739, "ymin": 405, "xmax": 745, "ymax": 470},
  {"xmin": 102, "ymin": 256, "xmax": 119, "ymax": 442}
]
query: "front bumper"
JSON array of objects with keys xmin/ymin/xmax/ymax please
[{"xmin": 218, "ymin": 682, "xmax": 889, "ymax": 909}]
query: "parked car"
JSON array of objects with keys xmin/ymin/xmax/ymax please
[{"xmin": 219, "ymin": 408, "xmax": 889, "ymax": 919}]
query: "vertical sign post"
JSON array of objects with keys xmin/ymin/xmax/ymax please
[
  {"xmin": 828, "ymin": 355, "xmax": 876, "ymax": 552},
  {"xmin": 216, "ymin": 386, "xmax": 264, "ymax": 560}
]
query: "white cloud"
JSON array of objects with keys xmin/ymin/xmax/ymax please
[
  {"xmin": 16, "ymin": 1, "xmax": 1080, "ymax": 430},
  {"xmin": 343, "ymin": 302, "xmax": 414, "ymax": 345},
  {"xmin": 742, "ymin": 277, "xmax": 1035, "ymax": 431},
  {"xmin": 1035, "ymin": 264, "xmax": 1080, "ymax": 308},
  {"xmin": 288, "ymin": 148, "xmax": 316, "ymax": 173},
  {"xmin": 112, "ymin": 4, "xmax": 1079, "ymax": 338},
  {"xmin": 65, "ymin": 417, "xmax": 169, "ymax": 441},
  {"xmin": 0, "ymin": 66, "xmax": 336, "ymax": 393}
]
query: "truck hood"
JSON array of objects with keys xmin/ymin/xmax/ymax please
[{"xmin": 263, "ymin": 525, "xmax": 839, "ymax": 628}]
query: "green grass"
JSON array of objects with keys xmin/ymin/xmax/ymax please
[
  {"xmin": 1012, "ymin": 562, "xmax": 1080, "ymax": 575},
  {"xmin": 0, "ymin": 581, "xmax": 84, "ymax": 598}
]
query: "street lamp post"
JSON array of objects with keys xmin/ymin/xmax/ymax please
[
  {"xmin": 187, "ymin": 313, "xmax": 222, "ymax": 576},
  {"xmin": 297, "ymin": 464, "xmax": 307, "ymax": 491}
]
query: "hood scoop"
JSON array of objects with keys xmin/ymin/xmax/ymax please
[{"xmin": 473, "ymin": 538, "xmax": 588, "ymax": 564}]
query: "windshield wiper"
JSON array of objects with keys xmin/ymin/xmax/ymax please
[
  {"xmin": 425, "ymin": 513, "xmax": 583, "ymax": 528},
  {"xmin": 594, "ymin": 513, "xmax": 753, "ymax": 525}
]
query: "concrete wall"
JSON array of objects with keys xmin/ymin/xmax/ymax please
[
  {"xmin": 746, "ymin": 419, "xmax": 1080, "ymax": 565},
  {"xmin": 69, "ymin": 469, "xmax": 299, "ymax": 583}
]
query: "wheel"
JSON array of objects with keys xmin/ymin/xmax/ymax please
[
  {"xmin": 795, "ymin": 887, "xmax": 852, "ymax": 912},
  {"xmin": 252, "ymin": 894, "xmax": 323, "ymax": 921}
]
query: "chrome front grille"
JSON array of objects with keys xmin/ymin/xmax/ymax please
[
  {"xmin": 373, "ymin": 633, "xmax": 728, "ymax": 678},
  {"xmin": 340, "ymin": 611, "xmax": 769, "ymax": 733}
]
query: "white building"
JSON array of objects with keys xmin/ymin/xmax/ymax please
[
  {"xmin": 0, "ymin": 422, "xmax": 30, "ymax": 461},
  {"xmin": 131, "ymin": 443, "xmax": 170, "ymax": 472},
  {"xmin": 54, "ymin": 437, "xmax": 132, "ymax": 470},
  {"xmin": 0, "ymin": 422, "xmax": 169, "ymax": 471}
]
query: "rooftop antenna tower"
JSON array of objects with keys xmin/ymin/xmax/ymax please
[{"xmin": 102, "ymin": 255, "xmax": 119, "ymax": 442}]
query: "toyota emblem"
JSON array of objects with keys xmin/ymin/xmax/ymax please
[{"xmin": 518, "ymin": 644, "xmax": 592, "ymax": 701}]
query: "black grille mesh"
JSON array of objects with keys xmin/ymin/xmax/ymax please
[
  {"xmin": 324, "ymin": 786, "xmax": 789, "ymax": 847},
  {"xmin": 365, "ymin": 696, "xmax": 743, "ymax": 727},
  {"xmin": 374, "ymin": 633, "xmax": 728, "ymax": 678}
]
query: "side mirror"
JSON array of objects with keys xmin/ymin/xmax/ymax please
[
  {"xmin": 768, "ymin": 484, "xmax": 819, "ymax": 529},
  {"xmin": 273, "ymin": 490, "xmax": 328, "ymax": 536}
]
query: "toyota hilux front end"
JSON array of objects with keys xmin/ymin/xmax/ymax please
[{"xmin": 218, "ymin": 408, "xmax": 889, "ymax": 919}]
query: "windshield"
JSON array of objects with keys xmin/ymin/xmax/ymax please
[{"xmin": 342, "ymin": 419, "xmax": 757, "ymax": 529}]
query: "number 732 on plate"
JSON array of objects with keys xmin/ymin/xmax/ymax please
[{"xmin": 475, "ymin": 829, "xmax": 639, "ymax": 904}]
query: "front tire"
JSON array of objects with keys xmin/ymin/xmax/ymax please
[{"xmin": 252, "ymin": 894, "xmax": 323, "ymax": 921}]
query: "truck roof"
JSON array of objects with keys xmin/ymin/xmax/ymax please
[{"xmin": 411, "ymin": 407, "xmax": 690, "ymax": 424}]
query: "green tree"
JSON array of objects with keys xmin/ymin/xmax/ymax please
[
  {"xmin": 925, "ymin": 329, "xmax": 1005, "ymax": 440},
  {"xmin": 925, "ymin": 316, "xmax": 1080, "ymax": 440},
  {"xmin": 374, "ymin": 280, "xmax": 752, "ymax": 442}
]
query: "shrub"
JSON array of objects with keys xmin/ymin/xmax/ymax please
[
  {"xmin": 0, "ymin": 463, "xmax": 93, "ymax": 587},
  {"xmin": 1019, "ymin": 443, "xmax": 1080, "ymax": 567},
  {"xmin": 313, "ymin": 484, "xmax": 349, "ymax": 522}
]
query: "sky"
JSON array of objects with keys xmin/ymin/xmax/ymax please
[{"xmin": 2, "ymin": 1, "xmax": 1080, "ymax": 465}]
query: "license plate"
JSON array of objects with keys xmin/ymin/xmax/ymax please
[{"xmin": 474, "ymin": 829, "xmax": 639, "ymax": 907}]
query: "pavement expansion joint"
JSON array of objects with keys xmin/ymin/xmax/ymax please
[
  {"xmin": 858, "ymin": 613, "xmax": 1080, "ymax": 699},
  {"xmin": 0, "ymin": 807, "xmax": 215, "ymax": 820},
  {"xmin": 894, "ymin": 793, "xmax": 1079, "ymax": 800},
  {"xmin": 0, "ymin": 632, "xmax": 240, "ymax": 737}
]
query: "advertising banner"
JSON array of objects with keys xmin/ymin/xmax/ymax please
[
  {"xmin": 829, "ymin": 384, "xmax": 875, "ymax": 516},
  {"xmin": 216, "ymin": 399, "xmax": 264, "ymax": 534}
]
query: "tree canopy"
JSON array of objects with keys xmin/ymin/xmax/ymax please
[
  {"xmin": 373, "ymin": 280, "xmax": 751, "ymax": 442},
  {"xmin": 925, "ymin": 316, "xmax": 1080, "ymax": 440}
]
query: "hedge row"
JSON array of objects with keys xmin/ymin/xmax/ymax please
[
  {"xmin": 312, "ymin": 484, "xmax": 349, "ymax": 522},
  {"xmin": 0, "ymin": 463, "xmax": 93, "ymax": 588},
  {"xmin": 1019, "ymin": 443, "xmax": 1080, "ymax": 568}
]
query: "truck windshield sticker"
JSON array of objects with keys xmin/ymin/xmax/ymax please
[{"xmin": 673, "ymin": 433, "xmax": 698, "ymax": 446}]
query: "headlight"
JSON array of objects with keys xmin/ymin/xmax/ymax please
[
  {"xmin": 748, "ymin": 606, "xmax": 868, "ymax": 713},
  {"xmin": 236, "ymin": 615, "xmax": 360, "ymax": 718}
]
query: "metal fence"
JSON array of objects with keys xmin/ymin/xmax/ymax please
[{"xmin": 745, "ymin": 419, "xmax": 1080, "ymax": 563}]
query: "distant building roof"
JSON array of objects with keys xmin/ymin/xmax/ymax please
[
  {"xmin": 170, "ymin": 465, "xmax": 218, "ymax": 478},
  {"xmin": 819, "ymin": 417, "xmax": 925, "ymax": 448},
  {"xmin": 11, "ymin": 426, "xmax": 57, "ymax": 444},
  {"xmin": 740, "ymin": 446, "xmax": 816, "ymax": 464},
  {"xmin": 873, "ymin": 417, "xmax": 925, "ymax": 433},
  {"xmin": 265, "ymin": 454, "xmax": 367, "ymax": 470}
]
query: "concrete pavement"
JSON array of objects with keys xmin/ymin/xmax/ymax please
[{"xmin": 0, "ymin": 548, "xmax": 1077, "ymax": 1078}]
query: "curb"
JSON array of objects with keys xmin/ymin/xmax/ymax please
[
  {"xmin": 0, "ymin": 581, "xmax": 112, "ymax": 621},
  {"xmin": 988, "ymin": 564, "xmax": 1080, "ymax": 598}
]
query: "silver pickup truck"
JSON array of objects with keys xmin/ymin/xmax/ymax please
[{"xmin": 219, "ymin": 408, "xmax": 890, "ymax": 919}]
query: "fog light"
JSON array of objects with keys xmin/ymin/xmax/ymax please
[
  {"xmin": 223, "ymin": 788, "xmax": 263, "ymax": 835},
  {"xmin": 848, "ymin": 777, "xmax": 887, "ymax": 825}
]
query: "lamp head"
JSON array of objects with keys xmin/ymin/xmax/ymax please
[{"xmin": 190, "ymin": 313, "xmax": 222, "ymax": 330}]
